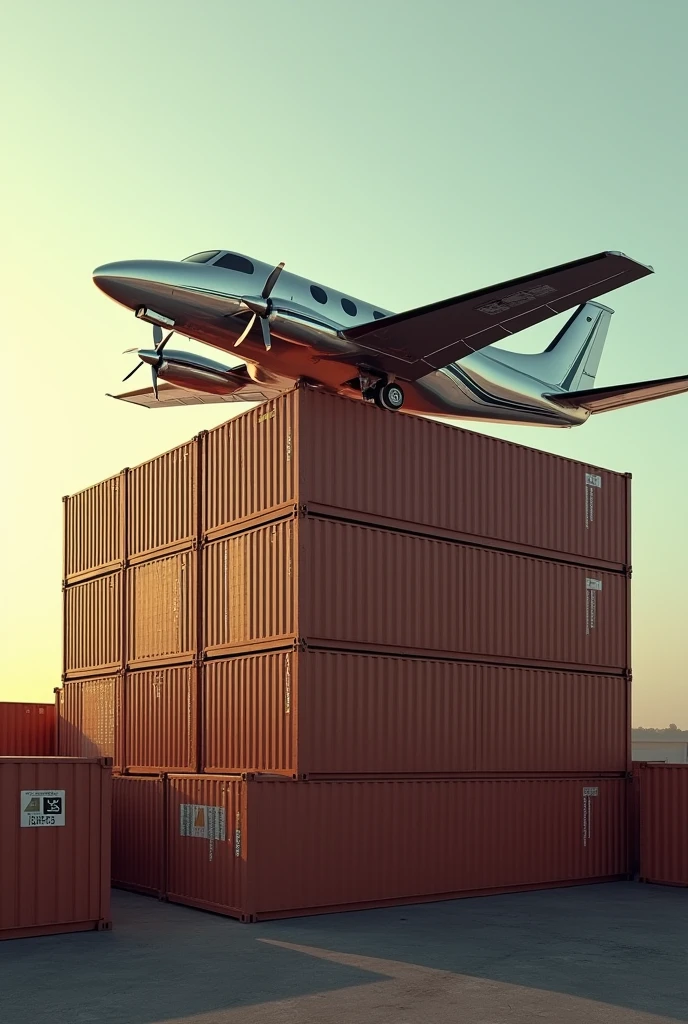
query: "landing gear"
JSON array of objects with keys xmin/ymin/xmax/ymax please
[
  {"xmin": 374, "ymin": 381, "xmax": 405, "ymax": 411},
  {"xmin": 359, "ymin": 372, "xmax": 405, "ymax": 412}
]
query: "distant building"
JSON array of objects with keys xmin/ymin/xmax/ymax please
[{"xmin": 632, "ymin": 729, "xmax": 688, "ymax": 764}]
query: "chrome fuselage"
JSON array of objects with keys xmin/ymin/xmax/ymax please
[{"xmin": 94, "ymin": 254, "xmax": 591, "ymax": 427}]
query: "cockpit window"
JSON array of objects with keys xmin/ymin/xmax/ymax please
[
  {"xmin": 214, "ymin": 253, "xmax": 255, "ymax": 274},
  {"xmin": 182, "ymin": 251, "xmax": 220, "ymax": 263}
]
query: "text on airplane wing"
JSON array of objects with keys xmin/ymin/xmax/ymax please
[{"xmin": 342, "ymin": 251, "xmax": 653, "ymax": 380}]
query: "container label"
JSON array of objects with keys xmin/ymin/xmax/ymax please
[
  {"xmin": 585, "ymin": 473, "xmax": 602, "ymax": 530},
  {"xmin": 21, "ymin": 790, "xmax": 66, "ymax": 828},
  {"xmin": 582, "ymin": 786, "xmax": 598, "ymax": 847},
  {"xmin": 585, "ymin": 578, "xmax": 602, "ymax": 635},
  {"xmin": 179, "ymin": 804, "xmax": 226, "ymax": 841}
]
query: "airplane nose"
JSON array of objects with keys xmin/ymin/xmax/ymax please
[{"xmin": 92, "ymin": 260, "xmax": 176, "ymax": 309}]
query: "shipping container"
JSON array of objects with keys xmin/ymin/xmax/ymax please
[
  {"xmin": 112, "ymin": 775, "xmax": 166, "ymax": 897},
  {"xmin": 127, "ymin": 551, "xmax": 197, "ymax": 667},
  {"xmin": 202, "ymin": 651, "xmax": 629, "ymax": 777},
  {"xmin": 127, "ymin": 441, "xmax": 199, "ymax": 563},
  {"xmin": 63, "ymin": 475, "xmax": 123, "ymax": 583},
  {"xmin": 166, "ymin": 775, "xmax": 629, "ymax": 921},
  {"xmin": 56, "ymin": 677, "xmax": 122, "ymax": 771},
  {"xmin": 124, "ymin": 667, "xmax": 198, "ymax": 773},
  {"xmin": 637, "ymin": 764, "xmax": 688, "ymax": 886},
  {"xmin": 64, "ymin": 572, "xmax": 122, "ymax": 679},
  {"xmin": 0, "ymin": 757, "xmax": 112, "ymax": 940},
  {"xmin": 204, "ymin": 516, "xmax": 629, "ymax": 671},
  {"xmin": 203, "ymin": 387, "xmax": 630, "ymax": 569},
  {"xmin": 0, "ymin": 703, "xmax": 55, "ymax": 757}
]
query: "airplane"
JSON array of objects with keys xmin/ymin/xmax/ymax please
[{"xmin": 92, "ymin": 249, "xmax": 688, "ymax": 428}]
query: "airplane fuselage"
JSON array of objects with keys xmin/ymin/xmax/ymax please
[{"xmin": 94, "ymin": 253, "xmax": 592, "ymax": 427}]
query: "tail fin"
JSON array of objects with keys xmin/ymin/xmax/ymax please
[{"xmin": 490, "ymin": 301, "xmax": 613, "ymax": 391}]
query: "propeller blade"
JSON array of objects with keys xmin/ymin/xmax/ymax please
[
  {"xmin": 122, "ymin": 346, "xmax": 140, "ymax": 354},
  {"xmin": 261, "ymin": 262, "xmax": 285, "ymax": 300},
  {"xmin": 234, "ymin": 312, "xmax": 257, "ymax": 347},
  {"xmin": 151, "ymin": 366, "xmax": 159, "ymax": 400},
  {"xmin": 153, "ymin": 324, "xmax": 163, "ymax": 347},
  {"xmin": 260, "ymin": 316, "xmax": 272, "ymax": 351},
  {"xmin": 122, "ymin": 361, "xmax": 144, "ymax": 382},
  {"xmin": 157, "ymin": 331, "xmax": 174, "ymax": 355}
]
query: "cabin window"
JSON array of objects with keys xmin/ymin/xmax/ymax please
[
  {"xmin": 373, "ymin": 310, "xmax": 386, "ymax": 320},
  {"xmin": 341, "ymin": 298, "xmax": 357, "ymax": 316},
  {"xmin": 310, "ymin": 285, "xmax": 328, "ymax": 304},
  {"xmin": 214, "ymin": 253, "xmax": 255, "ymax": 274}
]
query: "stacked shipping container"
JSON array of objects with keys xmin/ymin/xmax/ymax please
[{"xmin": 58, "ymin": 386, "xmax": 632, "ymax": 918}]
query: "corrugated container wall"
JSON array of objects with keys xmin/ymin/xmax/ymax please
[
  {"xmin": 56, "ymin": 677, "xmax": 122, "ymax": 771},
  {"xmin": 64, "ymin": 475, "xmax": 123, "ymax": 582},
  {"xmin": 166, "ymin": 775, "xmax": 629, "ymax": 921},
  {"xmin": 0, "ymin": 703, "xmax": 55, "ymax": 757},
  {"xmin": 112, "ymin": 775, "xmax": 166, "ymax": 897},
  {"xmin": 203, "ymin": 388, "xmax": 630, "ymax": 569},
  {"xmin": 64, "ymin": 573, "xmax": 121, "ymax": 679},
  {"xmin": 202, "ymin": 652, "xmax": 629, "ymax": 777},
  {"xmin": 204, "ymin": 516, "xmax": 629, "ymax": 671},
  {"xmin": 637, "ymin": 764, "xmax": 688, "ymax": 886},
  {"xmin": 124, "ymin": 667, "xmax": 198, "ymax": 773},
  {"xmin": 127, "ymin": 441, "xmax": 198, "ymax": 562},
  {"xmin": 127, "ymin": 552, "xmax": 197, "ymax": 666},
  {"xmin": 0, "ymin": 757, "xmax": 112, "ymax": 940}
]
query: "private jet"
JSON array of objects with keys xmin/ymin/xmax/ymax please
[{"xmin": 93, "ymin": 249, "xmax": 688, "ymax": 427}]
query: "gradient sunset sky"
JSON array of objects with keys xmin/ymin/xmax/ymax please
[{"xmin": 1, "ymin": 1, "xmax": 686, "ymax": 725}]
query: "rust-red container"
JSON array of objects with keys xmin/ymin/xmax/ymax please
[
  {"xmin": 204, "ymin": 516, "xmax": 629, "ymax": 671},
  {"xmin": 56, "ymin": 677, "xmax": 123, "ymax": 770},
  {"xmin": 0, "ymin": 756, "xmax": 112, "ymax": 940},
  {"xmin": 637, "ymin": 764, "xmax": 688, "ymax": 886},
  {"xmin": 203, "ymin": 387, "xmax": 630, "ymax": 569},
  {"xmin": 64, "ymin": 572, "xmax": 122, "ymax": 679},
  {"xmin": 112, "ymin": 774, "xmax": 166, "ymax": 897},
  {"xmin": 166, "ymin": 775, "xmax": 628, "ymax": 921},
  {"xmin": 124, "ymin": 667, "xmax": 198, "ymax": 773},
  {"xmin": 127, "ymin": 440, "xmax": 199, "ymax": 563},
  {"xmin": 127, "ymin": 551, "xmax": 197, "ymax": 667},
  {"xmin": 202, "ymin": 651, "xmax": 629, "ymax": 777},
  {"xmin": 63, "ymin": 475, "xmax": 123, "ymax": 583},
  {"xmin": 0, "ymin": 703, "xmax": 55, "ymax": 757}
]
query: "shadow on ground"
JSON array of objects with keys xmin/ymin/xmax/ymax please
[{"xmin": 1, "ymin": 882, "xmax": 686, "ymax": 1023}]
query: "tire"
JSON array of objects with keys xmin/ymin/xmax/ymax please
[{"xmin": 375, "ymin": 381, "xmax": 405, "ymax": 411}]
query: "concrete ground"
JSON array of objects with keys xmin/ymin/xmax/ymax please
[{"xmin": 1, "ymin": 883, "xmax": 687, "ymax": 1023}]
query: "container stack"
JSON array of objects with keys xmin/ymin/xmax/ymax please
[{"xmin": 57, "ymin": 385, "xmax": 632, "ymax": 920}]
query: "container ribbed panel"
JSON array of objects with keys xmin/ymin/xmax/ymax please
[
  {"xmin": 64, "ymin": 475, "xmax": 122, "ymax": 580},
  {"xmin": 167, "ymin": 775, "xmax": 244, "ymax": 917},
  {"xmin": 0, "ymin": 703, "xmax": 55, "ymax": 756},
  {"xmin": 203, "ymin": 391, "xmax": 297, "ymax": 535},
  {"xmin": 124, "ymin": 667, "xmax": 196, "ymax": 772},
  {"xmin": 57, "ymin": 677, "xmax": 121, "ymax": 769},
  {"xmin": 127, "ymin": 442, "xmax": 197, "ymax": 559},
  {"xmin": 112, "ymin": 775, "xmax": 165, "ymax": 896},
  {"xmin": 127, "ymin": 552, "xmax": 196, "ymax": 665},
  {"xmin": 204, "ymin": 521, "xmax": 296, "ymax": 652},
  {"xmin": 64, "ymin": 573, "xmax": 121, "ymax": 676},
  {"xmin": 638, "ymin": 765, "xmax": 688, "ymax": 885}
]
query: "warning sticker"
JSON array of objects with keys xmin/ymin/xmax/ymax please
[
  {"xmin": 21, "ymin": 790, "xmax": 66, "ymax": 828},
  {"xmin": 179, "ymin": 804, "xmax": 226, "ymax": 841}
]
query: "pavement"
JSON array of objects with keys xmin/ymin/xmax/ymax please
[{"xmin": 1, "ymin": 882, "xmax": 687, "ymax": 1023}]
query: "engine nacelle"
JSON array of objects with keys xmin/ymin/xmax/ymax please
[{"xmin": 153, "ymin": 349, "xmax": 251, "ymax": 396}]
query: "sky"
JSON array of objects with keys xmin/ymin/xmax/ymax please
[{"xmin": 0, "ymin": 0, "xmax": 686, "ymax": 725}]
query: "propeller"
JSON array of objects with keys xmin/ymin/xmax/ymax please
[
  {"xmin": 122, "ymin": 325, "xmax": 174, "ymax": 400},
  {"xmin": 234, "ymin": 261, "xmax": 285, "ymax": 351}
]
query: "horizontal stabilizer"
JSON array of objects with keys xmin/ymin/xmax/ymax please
[
  {"xmin": 343, "ymin": 251, "xmax": 653, "ymax": 381},
  {"xmin": 107, "ymin": 381, "xmax": 284, "ymax": 409},
  {"xmin": 545, "ymin": 373, "xmax": 688, "ymax": 414}
]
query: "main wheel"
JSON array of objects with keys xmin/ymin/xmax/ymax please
[{"xmin": 375, "ymin": 381, "xmax": 405, "ymax": 411}]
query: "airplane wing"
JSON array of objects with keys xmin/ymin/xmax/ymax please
[
  {"xmin": 107, "ymin": 381, "xmax": 285, "ymax": 409},
  {"xmin": 342, "ymin": 252, "xmax": 653, "ymax": 381},
  {"xmin": 545, "ymin": 373, "xmax": 688, "ymax": 413}
]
